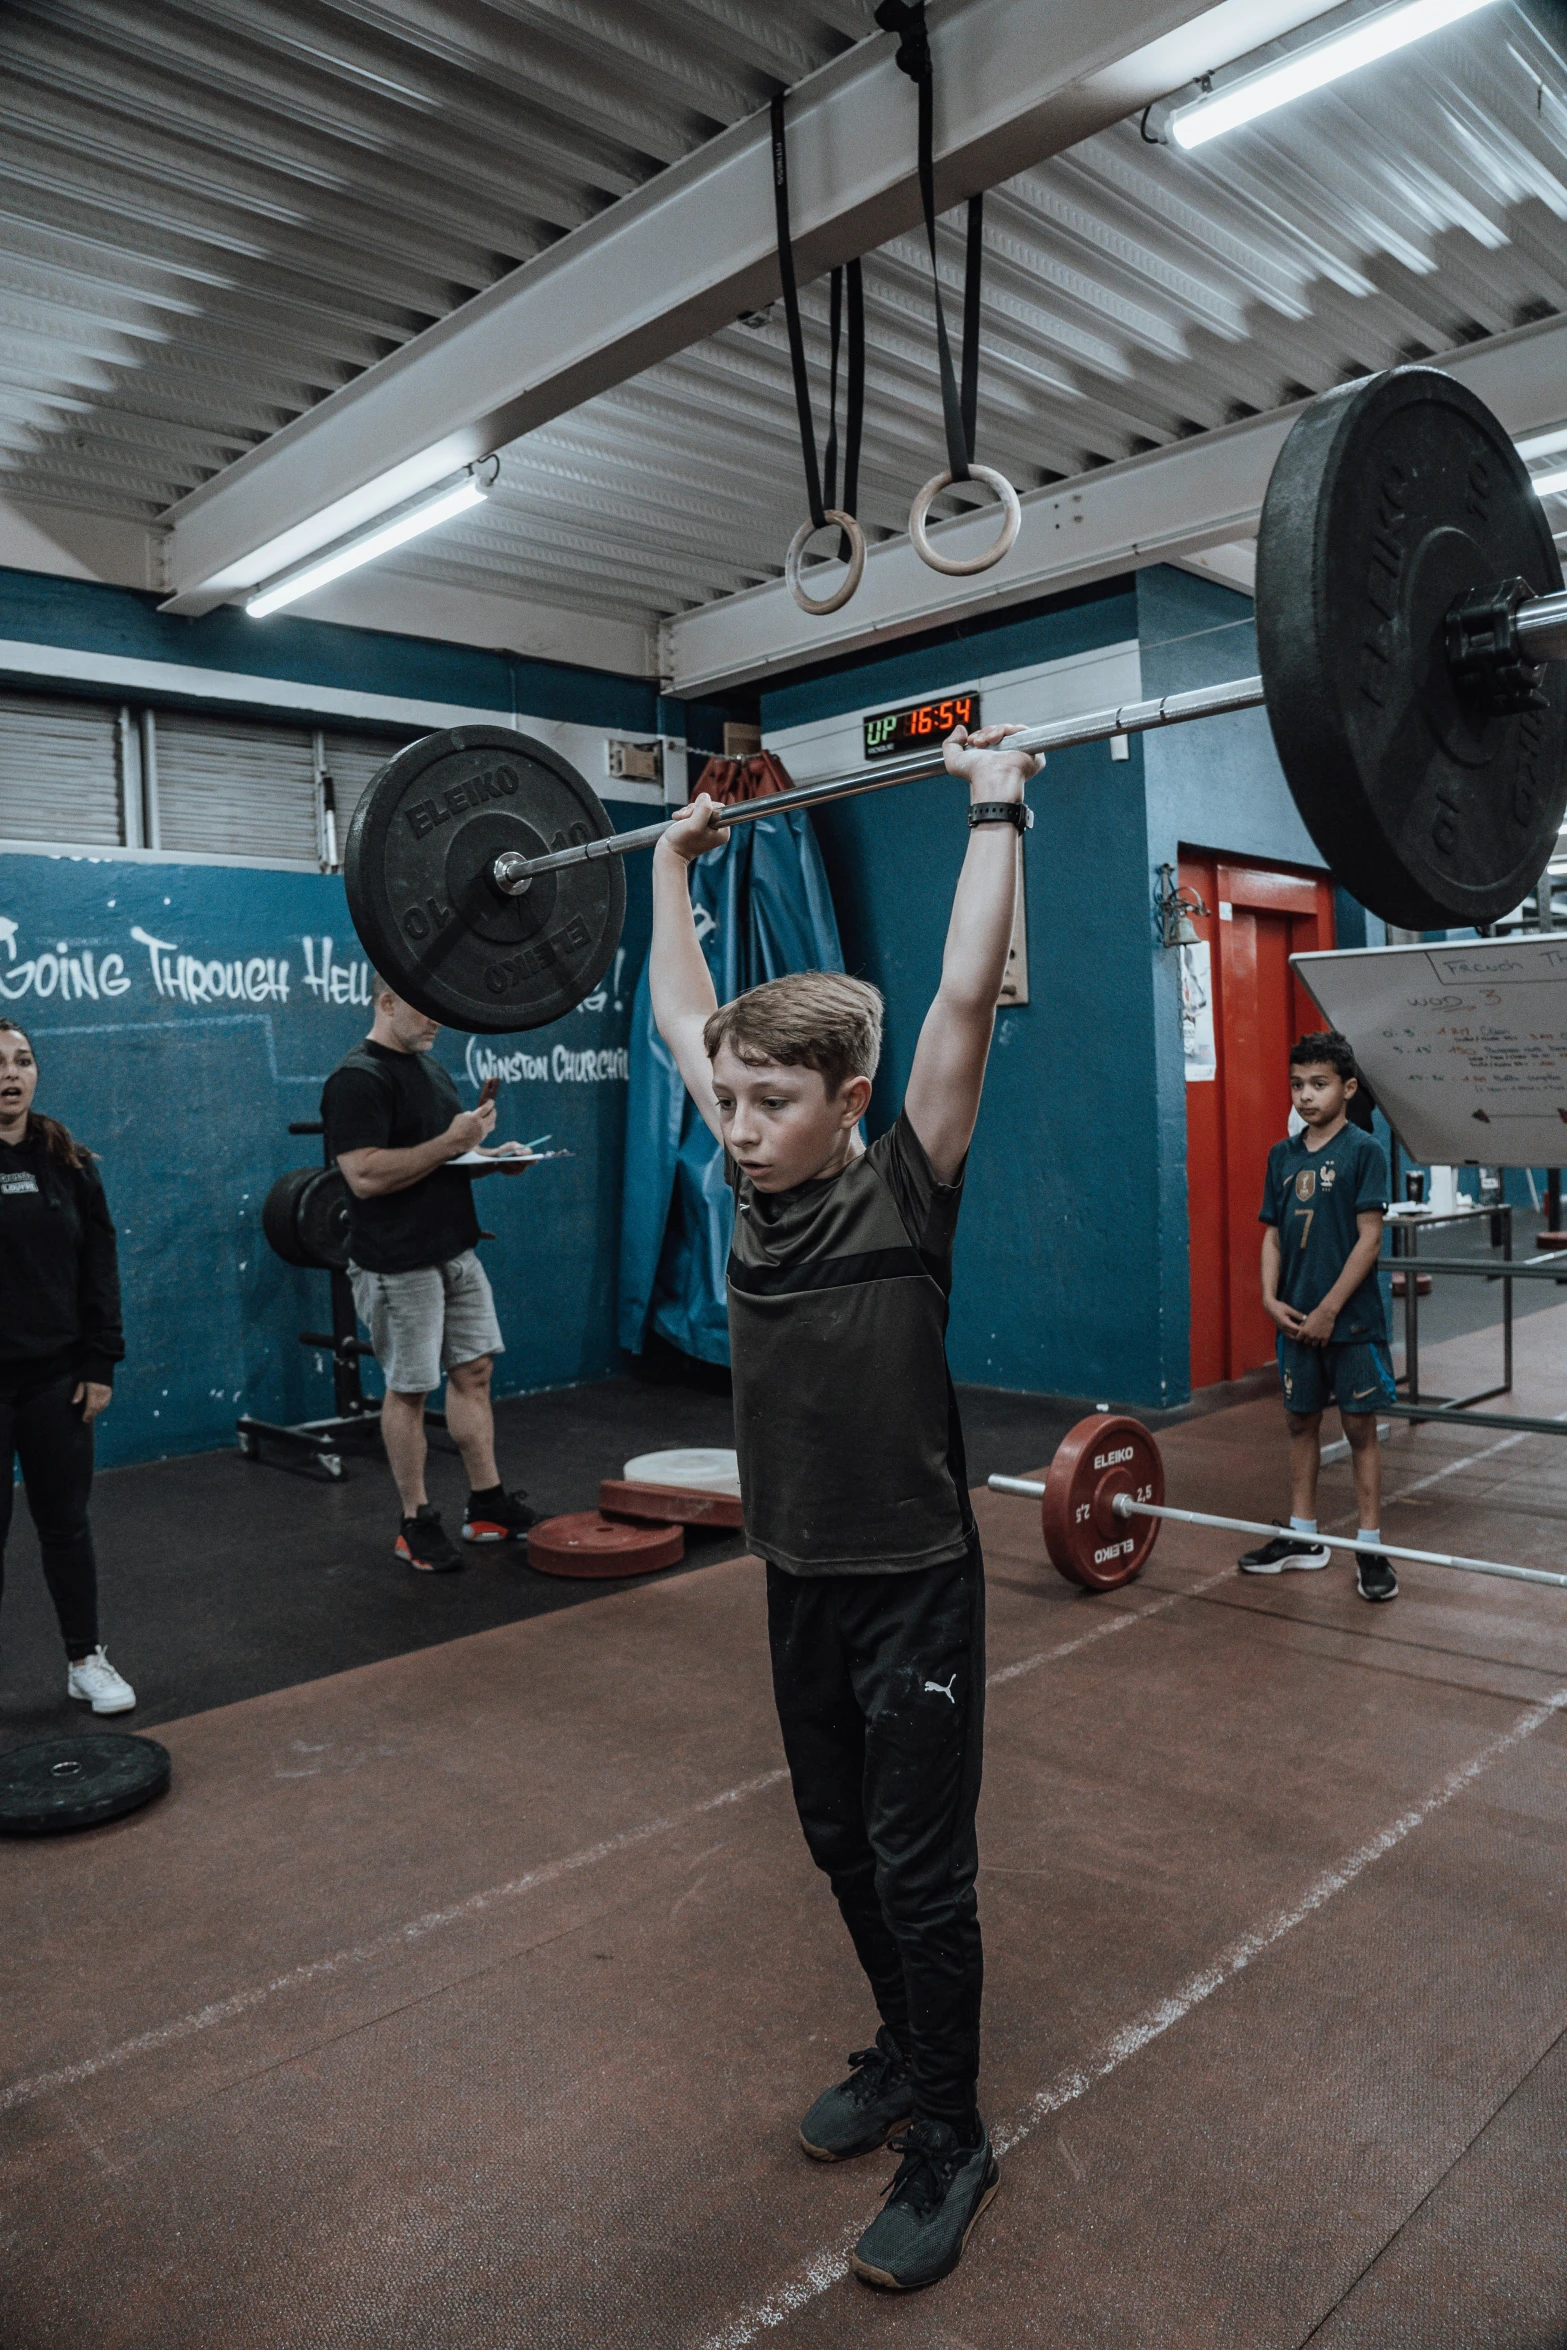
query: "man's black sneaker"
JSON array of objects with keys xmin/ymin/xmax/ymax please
[
  {"xmin": 798, "ymin": 2028, "xmax": 915, "ymax": 2161},
  {"xmin": 851, "ymin": 2118, "xmax": 1000, "ymax": 2291},
  {"xmin": 1238, "ymin": 1529, "xmax": 1332, "ymax": 1574},
  {"xmin": 1356, "ymin": 1550, "xmax": 1398, "ymax": 1602},
  {"xmin": 395, "ymin": 1504, "xmax": 462, "ymax": 1573},
  {"xmin": 462, "ymin": 1486, "xmax": 539, "ymax": 1544}
]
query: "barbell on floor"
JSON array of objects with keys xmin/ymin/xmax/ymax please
[
  {"xmin": 988, "ymin": 1412, "xmax": 1567, "ymax": 1594},
  {"xmin": 344, "ymin": 364, "xmax": 1567, "ymax": 1034}
]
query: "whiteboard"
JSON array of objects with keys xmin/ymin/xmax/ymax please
[{"xmin": 1292, "ymin": 936, "xmax": 1567, "ymax": 1167}]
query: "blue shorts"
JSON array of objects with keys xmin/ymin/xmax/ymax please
[{"xmin": 1276, "ymin": 1335, "xmax": 1396, "ymax": 1419}]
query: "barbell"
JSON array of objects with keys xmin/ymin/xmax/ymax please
[
  {"xmin": 989, "ymin": 1411, "xmax": 1567, "ymax": 1594},
  {"xmin": 344, "ymin": 366, "xmax": 1567, "ymax": 1035}
]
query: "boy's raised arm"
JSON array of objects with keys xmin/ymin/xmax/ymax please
[
  {"xmin": 650, "ymin": 793, "xmax": 729, "ymax": 1143},
  {"xmin": 903, "ymin": 725, "xmax": 1042, "ymax": 1183}
]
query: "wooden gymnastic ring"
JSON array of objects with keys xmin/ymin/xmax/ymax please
[
  {"xmin": 786, "ymin": 511, "xmax": 866, "ymax": 615},
  {"xmin": 908, "ymin": 465, "xmax": 1021, "ymax": 577}
]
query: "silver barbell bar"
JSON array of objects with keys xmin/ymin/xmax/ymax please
[
  {"xmin": 489, "ymin": 675, "xmax": 1269, "ymax": 894},
  {"xmin": 987, "ymin": 1474, "xmax": 1567, "ymax": 1590},
  {"xmin": 491, "ymin": 572, "xmax": 1567, "ymax": 897}
]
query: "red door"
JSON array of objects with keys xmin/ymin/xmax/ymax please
[{"xmin": 1183, "ymin": 854, "xmax": 1336, "ymax": 1388}]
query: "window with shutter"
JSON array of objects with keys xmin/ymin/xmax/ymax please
[
  {"xmin": 320, "ymin": 733, "xmax": 412, "ymax": 854},
  {"xmin": 153, "ymin": 716, "xmax": 319, "ymax": 864},
  {"xmin": 0, "ymin": 695, "xmax": 123, "ymax": 844}
]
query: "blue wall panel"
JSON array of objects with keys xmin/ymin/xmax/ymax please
[
  {"xmin": 0, "ymin": 566, "xmax": 660, "ymax": 729},
  {"xmin": 768, "ymin": 582, "xmax": 1176, "ymax": 1405},
  {"xmin": 0, "ymin": 840, "xmax": 649, "ymax": 1468},
  {"xmin": 811, "ymin": 745, "xmax": 1165, "ymax": 1403}
]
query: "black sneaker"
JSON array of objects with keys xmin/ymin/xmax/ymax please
[
  {"xmin": 1238, "ymin": 1529, "xmax": 1332, "ymax": 1574},
  {"xmin": 851, "ymin": 2118, "xmax": 1000, "ymax": 2291},
  {"xmin": 395, "ymin": 1504, "xmax": 462, "ymax": 1573},
  {"xmin": 1356, "ymin": 1550, "xmax": 1398, "ymax": 1602},
  {"xmin": 798, "ymin": 2028, "xmax": 915, "ymax": 2161},
  {"xmin": 462, "ymin": 1487, "xmax": 539, "ymax": 1544}
]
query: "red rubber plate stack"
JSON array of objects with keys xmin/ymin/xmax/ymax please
[
  {"xmin": 1040, "ymin": 1414, "xmax": 1164, "ymax": 1591},
  {"xmin": 527, "ymin": 1511, "xmax": 684, "ymax": 1580},
  {"xmin": 599, "ymin": 1479, "xmax": 744, "ymax": 1530}
]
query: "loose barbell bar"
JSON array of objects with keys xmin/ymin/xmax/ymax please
[
  {"xmin": 344, "ymin": 366, "xmax": 1567, "ymax": 1034},
  {"xmin": 987, "ymin": 1412, "xmax": 1567, "ymax": 1594}
]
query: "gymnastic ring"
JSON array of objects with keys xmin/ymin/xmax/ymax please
[
  {"xmin": 908, "ymin": 465, "xmax": 1022, "ymax": 577},
  {"xmin": 785, "ymin": 510, "xmax": 867, "ymax": 616}
]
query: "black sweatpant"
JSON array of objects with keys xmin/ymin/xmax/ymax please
[
  {"xmin": 767, "ymin": 1534, "xmax": 985, "ymax": 2137},
  {"xmin": 0, "ymin": 1372, "xmax": 100, "ymax": 1660}
]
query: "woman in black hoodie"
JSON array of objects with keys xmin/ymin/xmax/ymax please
[{"xmin": 0, "ymin": 1016, "xmax": 134, "ymax": 1714}]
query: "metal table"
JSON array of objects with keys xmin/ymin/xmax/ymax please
[{"xmin": 1380, "ymin": 1202, "xmax": 1567, "ymax": 1439}]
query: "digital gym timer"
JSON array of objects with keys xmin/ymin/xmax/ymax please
[{"xmin": 861, "ymin": 692, "xmax": 981, "ymax": 761}]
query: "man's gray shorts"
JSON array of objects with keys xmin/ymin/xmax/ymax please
[{"xmin": 349, "ymin": 1250, "xmax": 504, "ymax": 1397}]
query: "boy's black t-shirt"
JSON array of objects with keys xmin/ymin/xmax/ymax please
[
  {"xmin": 321, "ymin": 1041, "xmax": 478, "ymax": 1274},
  {"xmin": 724, "ymin": 1111, "xmax": 972, "ymax": 1576},
  {"xmin": 0, "ymin": 1133, "xmax": 125, "ymax": 1385},
  {"xmin": 1259, "ymin": 1122, "xmax": 1389, "ymax": 1342}
]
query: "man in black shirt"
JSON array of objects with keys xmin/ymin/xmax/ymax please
[
  {"xmin": 650, "ymin": 720, "xmax": 1039, "ymax": 2294},
  {"xmin": 322, "ymin": 979, "xmax": 537, "ymax": 1572}
]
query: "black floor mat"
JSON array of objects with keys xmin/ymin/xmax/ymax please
[{"xmin": 0, "ymin": 1375, "xmax": 1187, "ymax": 1748}]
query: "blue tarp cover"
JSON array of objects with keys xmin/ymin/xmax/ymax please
[{"xmin": 617, "ymin": 808, "xmax": 843, "ymax": 1365}]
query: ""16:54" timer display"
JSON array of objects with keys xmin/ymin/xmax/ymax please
[{"xmin": 861, "ymin": 692, "xmax": 980, "ymax": 761}]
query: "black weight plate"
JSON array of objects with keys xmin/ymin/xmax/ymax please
[
  {"xmin": 1257, "ymin": 366, "xmax": 1567, "ymax": 931},
  {"xmin": 343, "ymin": 726, "xmax": 624, "ymax": 1033},
  {"xmin": 0, "ymin": 1733, "xmax": 171, "ymax": 1835},
  {"xmin": 262, "ymin": 1165, "xmax": 317, "ymax": 1267},
  {"xmin": 295, "ymin": 1165, "xmax": 352, "ymax": 1270}
]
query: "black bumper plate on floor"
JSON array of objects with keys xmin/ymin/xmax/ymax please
[{"xmin": 0, "ymin": 1733, "xmax": 171, "ymax": 1835}]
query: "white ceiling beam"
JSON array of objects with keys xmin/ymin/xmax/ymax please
[
  {"xmin": 664, "ymin": 311, "xmax": 1567, "ymax": 695},
  {"xmin": 158, "ymin": 0, "xmax": 1355, "ymax": 615}
]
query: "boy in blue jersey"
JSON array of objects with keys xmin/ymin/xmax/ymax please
[{"xmin": 1244, "ymin": 1030, "xmax": 1398, "ymax": 1602}]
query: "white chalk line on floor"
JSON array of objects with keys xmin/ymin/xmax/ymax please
[
  {"xmin": 697, "ymin": 1683, "xmax": 1567, "ymax": 2350},
  {"xmin": 0, "ymin": 1764, "xmax": 791, "ymax": 2117},
  {"xmin": 985, "ymin": 1563, "xmax": 1237, "ymax": 1690},
  {"xmin": 2, "ymin": 1549, "xmax": 1223, "ymax": 2125}
]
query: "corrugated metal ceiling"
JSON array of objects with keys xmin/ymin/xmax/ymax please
[{"xmin": 1, "ymin": 0, "xmax": 1564, "ymax": 632}]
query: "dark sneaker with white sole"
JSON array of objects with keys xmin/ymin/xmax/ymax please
[
  {"xmin": 1238, "ymin": 1529, "xmax": 1332, "ymax": 1574},
  {"xmin": 462, "ymin": 1486, "xmax": 539, "ymax": 1544},
  {"xmin": 851, "ymin": 2118, "xmax": 1000, "ymax": 2291},
  {"xmin": 1356, "ymin": 1550, "xmax": 1398, "ymax": 1602},
  {"xmin": 395, "ymin": 1504, "xmax": 462, "ymax": 1573},
  {"xmin": 799, "ymin": 2028, "xmax": 914, "ymax": 2161}
]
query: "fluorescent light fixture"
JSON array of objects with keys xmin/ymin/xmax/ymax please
[
  {"xmin": 1518, "ymin": 426, "xmax": 1567, "ymax": 463},
  {"xmin": 246, "ymin": 475, "xmax": 487, "ymax": 618},
  {"xmin": 1532, "ymin": 466, "xmax": 1567, "ymax": 500},
  {"xmin": 1169, "ymin": 0, "xmax": 1502, "ymax": 148}
]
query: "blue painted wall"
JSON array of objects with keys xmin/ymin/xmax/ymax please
[
  {"xmin": 763, "ymin": 565, "xmax": 1366, "ymax": 1411},
  {"xmin": 0, "ymin": 844, "xmax": 649, "ymax": 1468}
]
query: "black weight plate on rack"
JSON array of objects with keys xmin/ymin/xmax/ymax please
[
  {"xmin": 1257, "ymin": 366, "xmax": 1567, "ymax": 931},
  {"xmin": 343, "ymin": 726, "xmax": 624, "ymax": 1033},
  {"xmin": 0, "ymin": 1733, "xmax": 171, "ymax": 1835},
  {"xmin": 295, "ymin": 1166, "xmax": 352, "ymax": 1270},
  {"xmin": 262, "ymin": 1166, "xmax": 317, "ymax": 1268}
]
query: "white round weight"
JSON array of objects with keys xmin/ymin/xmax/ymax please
[
  {"xmin": 785, "ymin": 510, "xmax": 866, "ymax": 615},
  {"xmin": 622, "ymin": 1447, "xmax": 741, "ymax": 1496},
  {"xmin": 908, "ymin": 464, "xmax": 1021, "ymax": 577}
]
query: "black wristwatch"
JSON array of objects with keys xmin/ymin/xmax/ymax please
[{"xmin": 967, "ymin": 800, "xmax": 1033, "ymax": 831}]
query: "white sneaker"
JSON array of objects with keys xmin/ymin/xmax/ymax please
[{"xmin": 66, "ymin": 1647, "xmax": 136, "ymax": 1714}]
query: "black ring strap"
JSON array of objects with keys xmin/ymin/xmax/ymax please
[
  {"xmin": 875, "ymin": 0, "xmax": 983, "ymax": 486},
  {"xmin": 770, "ymin": 94, "xmax": 865, "ymax": 553}
]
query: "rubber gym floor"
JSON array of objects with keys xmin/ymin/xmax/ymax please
[{"xmin": 7, "ymin": 1312, "xmax": 1567, "ymax": 2349}]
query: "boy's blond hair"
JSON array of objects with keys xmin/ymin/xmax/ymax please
[{"xmin": 703, "ymin": 972, "xmax": 883, "ymax": 1100}]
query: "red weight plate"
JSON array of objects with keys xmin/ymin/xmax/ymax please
[
  {"xmin": 599, "ymin": 1479, "xmax": 745, "ymax": 1530},
  {"xmin": 527, "ymin": 1510, "xmax": 684, "ymax": 1580},
  {"xmin": 1041, "ymin": 1414, "xmax": 1164, "ymax": 1591}
]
